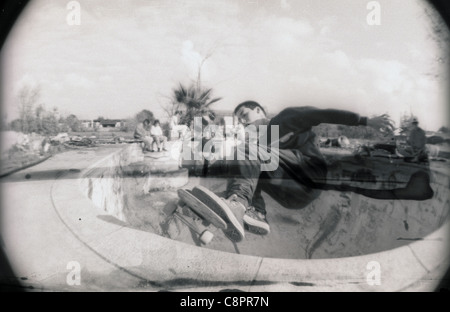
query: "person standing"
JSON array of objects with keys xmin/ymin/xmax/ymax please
[
  {"xmin": 170, "ymin": 111, "xmax": 189, "ymax": 139},
  {"xmin": 398, "ymin": 117, "xmax": 427, "ymax": 162},
  {"xmin": 407, "ymin": 118, "xmax": 427, "ymax": 162}
]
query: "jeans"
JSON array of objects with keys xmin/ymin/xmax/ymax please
[
  {"xmin": 135, "ymin": 135, "xmax": 154, "ymax": 151},
  {"xmin": 217, "ymin": 141, "xmax": 328, "ymax": 214},
  {"xmin": 152, "ymin": 135, "xmax": 167, "ymax": 150}
]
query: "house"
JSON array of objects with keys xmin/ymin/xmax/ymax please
[
  {"xmin": 98, "ymin": 119, "xmax": 124, "ymax": 128},
  {"xmin": 92, "ymin": 119, "xmax": 125, "ymax": 128},
  {"xmin": 80, "ymin": 120, "xmax": 95, "ymax": 129}
]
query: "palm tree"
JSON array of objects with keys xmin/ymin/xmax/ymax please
[{"xmin": 173, "ymin": 83, "xmax": 222, "ymax": 125}]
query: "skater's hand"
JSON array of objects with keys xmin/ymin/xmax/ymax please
[
  {"xmin": 367, "ymin": 114, "xmax": 395, "ymax": 135},
  {"xmin": 279, "ymin": 132, "xmax": 294, "ymax": 143}
]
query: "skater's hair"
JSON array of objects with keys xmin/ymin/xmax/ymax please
[
  {"xmin": 153, "ymin": 119, "xmax": 160, "ymax": 125},
  {"xmin": 233, "ymin": 101, "xmax": 266, "ymax": 116}
]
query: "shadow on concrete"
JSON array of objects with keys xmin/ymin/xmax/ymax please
[
  {"xmin": 13, "ymin": 263, "xmax": 318, "ymax": 292},
  {"xmin": 96, "ymin": 215, "xmax": 128, "ymax": 227},
  {"xmin": 0, "ymin": 168, "xmax": 82, "ymax": 182}
]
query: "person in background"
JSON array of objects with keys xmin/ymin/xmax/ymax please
[
  {"xmin": 134, "ymin": 119, "xmax": 153, "ymax": 152},
  {"xmin": 170, "ymin": 110, "xmax": 189, "ymax": 139},
  {"xmin": 398, "ymin": 117, "xmax": 428, "ymax": 162},
  {"xmin": 150, "ymin": 119, "xmax": 168, "ymax": 152},
  {"xmin": 407, "ymin": 118, "xmax": 427, "ymax": 162}
]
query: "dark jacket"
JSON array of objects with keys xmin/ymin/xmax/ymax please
[{"xmin": 262, "ymin": 106, "xmax": 367, "ymax": 160}]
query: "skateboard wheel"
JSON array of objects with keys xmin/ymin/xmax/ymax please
[{"xmin": 199, "ymin": 230, "xmax": 214, "ymax": 244}]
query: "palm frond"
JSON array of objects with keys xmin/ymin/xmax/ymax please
[
  {"xmin": 174, "ymin": 83, "xmax": 189, "ymax": 104},
  {"xmin": 198, "ymin": 88, "xmax": 212, "ymax": 102},
  {"xmin": 172, "ymin": 82, "xmax": 222, "ymax": 125},
  {"xmin": 205, "ymin": 97, "xmax": 222, "ymax": 107}
]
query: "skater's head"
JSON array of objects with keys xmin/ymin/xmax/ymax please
[
  {"xmin": 153, "ymin": 119, "xmax": 160, "ymax": 126},
  {"xmin": 234, "ymin": 101, "xmax": 266, "ymax": 125},
  {"xmin": 143, "ymin": 119, "xmax": 150, "ymax": 126}
]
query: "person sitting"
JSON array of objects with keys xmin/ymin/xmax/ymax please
[
  {"xmin": 134, "ymin": 119, "xmax": 154, "ymax": 152},
  {"xmin": 150, "ymin": 119, "xmax": 168, "ymax": 152}
]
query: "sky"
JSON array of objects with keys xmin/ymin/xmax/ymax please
[{"xmin": 1, "ymin": 0, "xmax": 449, "ymax": 131}]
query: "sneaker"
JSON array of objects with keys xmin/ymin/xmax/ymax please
[
  {"xmin": 192, "ymin": 186, "xmax": 245, "ymax": 242},
  {"xmin": 221, "ymin": 195, "xmax": 246, "ymax": 242},
  {"xmin": 243, "ymin": 206, "xmax": 270, "ymax": 235}
]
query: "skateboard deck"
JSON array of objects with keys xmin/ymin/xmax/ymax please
[
  {"xmin": 190, "ymin": 185, "xmax": 246, "ymax": 243},
  {"xmin": 177, "ymin": 189, "xmax": 227, "ymax": 229}
]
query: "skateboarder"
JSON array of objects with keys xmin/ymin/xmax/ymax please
[{"xmin": 191, "ymin": 101, "xmax": 397, "ymax": 242}]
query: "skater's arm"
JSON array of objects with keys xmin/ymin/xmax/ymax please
[
  {"xmin": 272, "ymin": 107, "xmax": 393, "ymax": 134},
  {"xmin": 272, "ymin": 107, "xmax": 366, "ymax": 130}
]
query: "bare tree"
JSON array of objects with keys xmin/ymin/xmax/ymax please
[
  {"xmin": 195, "ymin": 46, "xmax": 217, "ymax": 91},
  {"xmin": 158, "ymin": 93, "xmax": 182, "ymax": 120},
  {"xmin": 17, "ymin": 84, "xmax": 41, "ymax": 133},
  {"xmin": 65, "ymin": 114, "xmax": 81, "ymax": 132}
]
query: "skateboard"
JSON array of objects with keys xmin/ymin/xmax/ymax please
[
  {"xmin": 165, "ymin": 201, "xmax": 218, "ymax": 245},
  {"xmin": 178, "ymin": 187, "xmax": 246, "ymax": 243},
  {"xmin": 190, "ymin": 185, "xmax": 246, "ymax": 243},
  {"xmin": 177, "ymin": 189, "xmax": 227, "ymax": 229}
]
